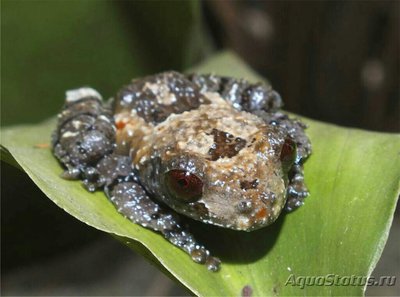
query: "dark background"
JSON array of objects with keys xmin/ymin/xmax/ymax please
[
  {"xmin": 206, "ymin": 1, "xmax": 399, "ymax": 133},
  {"xmin": 1, "ymin": 1, "xmax": 399, "ymax": 295}
]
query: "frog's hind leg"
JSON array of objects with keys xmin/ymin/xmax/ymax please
[
  {"xmin": 52, "ymin": 87, "xmax": 116, "ymax": 184},
  {"xmin": 188, "ymin": 73, "xmax": 283, "ymax": 112},
  {"xmin": 105, "ymin": 180, "xmax": 221, "ymax": 272}
]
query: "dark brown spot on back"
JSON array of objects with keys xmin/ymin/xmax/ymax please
[
  {"xmin": 208, "ymin": 129, "xmax": 247, "ymax": 161},
  {"xmin": 240, "ymin": 179, "xmax": 259, "ymax": 190}
]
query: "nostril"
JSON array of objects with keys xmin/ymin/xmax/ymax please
[
  {"xmin": 236, "ymin": 200, "xmax": 253, "ymax": 214},
  {"xmin": 240, "ymin": 179, "xmax": 259, "ymax": 190}
]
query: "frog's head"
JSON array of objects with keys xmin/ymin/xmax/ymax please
[{"xmin": 137, "ymin": 103, "xmax": 297, "ymax": 231}]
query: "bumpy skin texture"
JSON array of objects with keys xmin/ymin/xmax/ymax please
[{"xmin": 52, "ymin": 71, "xmax": 311, "ymax": 271}]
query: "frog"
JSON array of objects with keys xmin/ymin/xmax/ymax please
[{"xmin": 52, "ymin": 71, "xmax": 312, "ymax": 272}]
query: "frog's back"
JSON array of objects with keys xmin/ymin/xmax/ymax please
[{"xmin": 113, "ymin": 71, "xmax": 210, "ymax": 124}]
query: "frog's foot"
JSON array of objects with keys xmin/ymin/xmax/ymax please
[
  {"xmin": 285, "ymin": 164, "xmax": 309, "ymax": 211},
  {"xmin": 81, "ymin": 154, "xmax": 134, "ymax": 192},
  {"xmin": 106, "ymin": 180, "xmax": 221, "ymax": 272}
]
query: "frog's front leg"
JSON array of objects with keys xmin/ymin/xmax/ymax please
[{"xmin": 106, "ymin": 180, "xmax": 221, "ymax": 271}]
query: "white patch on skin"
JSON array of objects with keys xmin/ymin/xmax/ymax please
[
  {"xmin": 98, "ymin": 115, "xmax": 111, "ymax": 123},
  {"xmin": 72, "ymin": 120, "xmax": 82, "ymax": 129},
  {"xmin": 176, "ymin": 133, "xmax": 215, "ymax": 156},
  {"xmin": 139, "ymin": 156, "xmax": 147, "ymax": 164},
  {"xmin": 203, "ymin": 92, "xmax": 228, "ymax": 105},
  {"xmin": 66, "ymin": 87, "xmax": 102, "ymax": 102},
  {"xmin": 62, "ymin": 131, "xmax": 79, "ymax": 138},
  {"xmin": 237, "ymin": 216, "xmax": 251, "ymax": 230},
  {"xmin": 143, "ymin": 82, "xmax": 177, "ymax": 105},
  {"xmin": 122, "ymin": 94, "xmax": 133, "ymax": 104}
]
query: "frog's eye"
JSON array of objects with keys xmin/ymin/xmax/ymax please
[
  {"xmin": 164, "ymin": 170, "xmax": 203, "ymax": 202},
  {"xmin": 280, "ymin": 137, "xmax": 297, "ymax": 171}
]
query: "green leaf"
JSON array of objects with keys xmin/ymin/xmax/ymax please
[{"xmin": 2, "ymin": 51, "xmax": 399, "ymax": 296}]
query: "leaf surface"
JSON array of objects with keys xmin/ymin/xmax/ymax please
[{"xmin": 2, "ymin": 52, "xmax": 399, "ymax": 296}]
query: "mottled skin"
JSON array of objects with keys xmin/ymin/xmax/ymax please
[{"xmin": 52, "ymin": 72, "xmax": 311, "ymax": 271}]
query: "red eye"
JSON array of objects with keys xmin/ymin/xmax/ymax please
[
  {"xmin": 280, "ymin": 138, "xmax": 297, "ymax": 171},
  {"xmin": 164, "ymin": 170, "xmax": 203, "ymax": 202}
]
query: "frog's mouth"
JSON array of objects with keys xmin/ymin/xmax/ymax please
[{"xmin": 162, "ymin": 181, "xmax": 288, "ymax": 232}]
